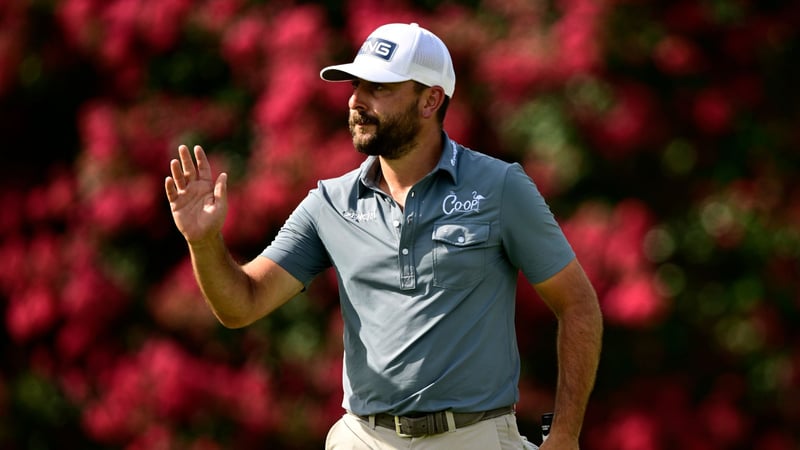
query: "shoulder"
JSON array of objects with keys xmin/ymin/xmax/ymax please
[
  {"xmin": 447, "ymin": 141, "xmax": 545, "ymax": 208},
  {"xmin": 314, "ymin": 165, "xmax": 363, "ymax": 196},
  {"xmin": 286, "ymin": 165, "xmax": 364, "ymax": 218},
  {"xmin": 451, "ymin": 142, "xmax": 522, "ymax": 186},
  {"xmin": 454, "ymin": 142, "xmax": 515, "ymax": 172}
]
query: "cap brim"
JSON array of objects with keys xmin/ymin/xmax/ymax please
[{"xmin": 320, "ymin": 62, "xmax": 411, "ymax": 84}]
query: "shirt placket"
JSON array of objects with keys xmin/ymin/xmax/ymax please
[{"xmin": 397, "ymin": 190, "xmax": 417, "ymax": 290}]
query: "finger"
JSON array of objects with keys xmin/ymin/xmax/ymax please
[
  {"xmin": 170, "ymin": 158, "xmax": 186, "ymax": 190},
  {"xmin": 213, "ymin": 172, "xmax": 228, "ymax": 204},
  {"xmin": 178, "ymin": 144, "xmax": 197, "ymax": 181},
  {"xmin": 194, "ymin": 145, "xmax": 212, "ymax": 181},
  {"xmin": 165, "ymin": 176, "xmax": 178, "ymax": 203}
]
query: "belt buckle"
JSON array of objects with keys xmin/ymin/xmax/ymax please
[{"xmin": 394, "ymin": 416, "xmax": 414, "ymax": 438}]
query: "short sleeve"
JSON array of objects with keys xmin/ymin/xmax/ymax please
[
  {"xmin": 500, "ymin": 163, "xmax": 575, "ymax": 283},
  {"xmin": 261, "ymin": 190, "xmax": 332, "ymax": 288}
]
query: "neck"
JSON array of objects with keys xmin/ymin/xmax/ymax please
[
  {"xmin": 377, "ymin": 129, "xmax": 443, "ymax": 208},
  {"xmin": 380, "ymin": 129, "xmax": 442, "ymax": 187}
]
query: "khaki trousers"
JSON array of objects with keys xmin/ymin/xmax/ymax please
[{"xmin": 325, "ymin": 412, "xmax": 539, "ymax": 450}]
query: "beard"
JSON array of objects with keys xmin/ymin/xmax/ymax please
[{"xmin": 349, "ymin": 100, "xmax": 421, "ymax": 160}]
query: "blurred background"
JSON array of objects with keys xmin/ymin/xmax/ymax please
[{"xmin": 1, "ymin": 0, "xmax": 799, "ymax": 448}]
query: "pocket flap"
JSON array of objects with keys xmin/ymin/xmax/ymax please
[{"xmin": 432, "ymin": 223, "xmax": 490, "ymax": 247}]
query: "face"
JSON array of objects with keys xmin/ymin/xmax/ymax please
[{"xmin": 348, "ymin": 80, "xmax": 422, "ymax": 160}]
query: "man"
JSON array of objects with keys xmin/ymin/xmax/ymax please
[{"xmin": 165, "ymin": 23, "xmax": 602, "ymax": 450}]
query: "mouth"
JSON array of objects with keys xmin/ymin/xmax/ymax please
[{"xmin": 350, "ymin": 113, "xmax": 378, "ymax": 127}]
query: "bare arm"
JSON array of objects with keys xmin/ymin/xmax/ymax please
[
  {"xmin": 533, "ymin": 258, "xmax": 603, "ymax": 450},
  {"xmin": 165, "ymin": 145, "xmax": 303, "ymax": 328}
]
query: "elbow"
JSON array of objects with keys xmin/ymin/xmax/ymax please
[
  {"xmin": 212, "ymin": 297, "xmax": 280, "ymax": 329},
  {"xmin": 213, "ymin": 310, "xmax": 255, "ymax": 329},
  {"xmin": 219, "ymin": 319, "xmax": 249, "ymax": 329},
  {"xmin": 204, "ymin": 277, "xmax": 264, "ymax": 329}
]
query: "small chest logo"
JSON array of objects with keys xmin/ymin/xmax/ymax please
[
  {"xmin": 359, "ymin": 38, "xmax": 397, "ymax": 61},
  {"xmin": 343, "ymin": 209, "xmax": 377, "ymax": 222},
  {"xmin": 442, "ymin": 191, "xmax": 486, "ymax": 215}
]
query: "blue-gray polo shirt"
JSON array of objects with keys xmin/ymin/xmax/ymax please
[{"xmin": 262, "ymin": 133, "xmax": 575, "ymax": 416}]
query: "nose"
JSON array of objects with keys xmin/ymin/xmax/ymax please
[{"xmin": 348, "ymin": 82, "xmax": 366, "ymax": 111}]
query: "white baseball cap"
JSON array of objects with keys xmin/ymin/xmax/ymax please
[{"xmin": 320, "ymin": 23, "xmax": 456, "ymax": 97}]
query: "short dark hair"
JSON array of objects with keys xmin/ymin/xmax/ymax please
[{"xmin": 414, "ymin": 82, "xmax": 450, "ymax": 124}]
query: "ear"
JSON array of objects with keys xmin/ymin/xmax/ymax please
[{"xmin": 419, "ymin": 86, "xmax": 446, "ymax": 120}]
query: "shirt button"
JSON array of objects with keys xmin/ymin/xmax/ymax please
[
  {"xmin": 401, "ymin": 248, "xmax": 409, "ymax": 255},
  {"xmin": 410, "ymin": 192, "xmax": 415, "ymax": 197},
  {"xmin": 392, "ymin": 220, "xmax": 401, "ymax": 228},
  {"xmin": 457, "ymin": 236, "xmax": 465, "ymax": 243}
]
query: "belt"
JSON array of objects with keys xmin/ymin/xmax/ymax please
[{"xmin": 358, "ymin": 405, "xmax": 514, "ymax": 438}]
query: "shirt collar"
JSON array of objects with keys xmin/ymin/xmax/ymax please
[
  {"xmin": 357, "ymin": 156, "xmax": 381, "ymax": 197},
  {"xmin": 357, "ymin": 131, "xmax": 460, "ymax": 197},
  {"xmin": 436, "ymin": 131, "xmax": 459, "ymax": 184}
]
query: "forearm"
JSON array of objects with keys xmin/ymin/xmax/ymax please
[
  {"xmin": 188, "ymin": 232, "xmax": 260, "ymax": 328},
  {"xmin": 551, "ymin": 298, "xmax": 603, "ymax": 441}
]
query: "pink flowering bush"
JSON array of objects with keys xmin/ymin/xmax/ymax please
[{"xmin": 1, "ymin": 0, "xmax": 799, "ymax": 448}]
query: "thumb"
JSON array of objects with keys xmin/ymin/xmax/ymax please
[{"xmin": 214, "ymin": 172, "xmax": 228, "ymax": 204}]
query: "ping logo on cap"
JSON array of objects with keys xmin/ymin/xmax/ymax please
[{"xmin": 358, "ymin": 37, "xmax": 397, "ymax": 61}]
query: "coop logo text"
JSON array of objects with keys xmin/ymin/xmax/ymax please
[{"xmin": 442, "ymin": 191, "xmax": 486, "ymax": 215}]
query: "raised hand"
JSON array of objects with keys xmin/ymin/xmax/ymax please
[{"xmin": 165, "ymin": 145, "xmax": 228, "ymax": 245}]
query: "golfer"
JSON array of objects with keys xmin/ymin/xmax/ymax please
[{"xmin": 165, "ymin": 22, "xmax": 602, "ymax": 450}]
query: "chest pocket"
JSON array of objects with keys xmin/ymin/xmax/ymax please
[{"xmin": 432, "ymin": 222, "xmax": 491, "ymax": 289}]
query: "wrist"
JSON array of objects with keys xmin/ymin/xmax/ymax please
[{"xmin": 187, "ymin": 232, "xmax": 224, "ymax": 251}]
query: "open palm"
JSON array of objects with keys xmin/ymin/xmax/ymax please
[{"xmin": 165, "ymin": 145, "xmax": 228, "ymax": 244}]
